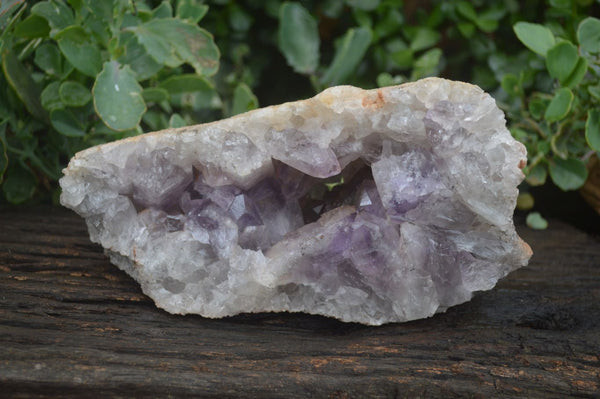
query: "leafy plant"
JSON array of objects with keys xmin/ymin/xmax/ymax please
[
  {"xmin": 502, "ymin": 6, "xmax": 600, "ymax": 226},
  {"xmin": 0, "ymin": 0, "xmax": 225, "ymax": 203},
  {"xmin": 509, "ymin": 16, "xmax": 599, "ymax": 192}
]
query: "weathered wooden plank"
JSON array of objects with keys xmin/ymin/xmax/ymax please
[{"xmin": 0, "ymin": 206, "xmax": 599, "ymax": 398}]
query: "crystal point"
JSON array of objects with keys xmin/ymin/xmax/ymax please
[{"xmin": 60, "ymin": 78, "xmax": 532, "ymax": 325}]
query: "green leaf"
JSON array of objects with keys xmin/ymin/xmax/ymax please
[
  {"xmin": 277, "ymin": 2, "xmax": 320, "ymax": 74},
  {"xmin": 510, "ymin": 127, "xmax": 529, "ymax": 142},
  {"xmin": 34, "ymin": 43, "xmax": 62, "ymax": 76},
  {"xmin": 550, "ymin": 0, "xmax": 571, "ymax": 8},
  {"xmin": 31, "ymin": 0, "xmax": 74, "ymax": 33},
  {"xmin": 0, "ymin": 1, "xmax": 22, "ymax": 15},
  {"xmin": 537, "ymin": 140, "xmax": 551, "ymax": 155},
  {"xmin": 169, "ymin": 113, "xmax": 186, "ymax": 128},
  {"xmin": 577, "ymin": 17, "xmax": 600, "ymax": 53},
  {"xmin": 56, "ymin": 26, "xmax": 102, "ymax": 77},
  {"xmin": 2, "ymin": 164, "xmax": 36, "ymax": 204},
  {"xmin": 526, "ymin": 163, "xmax": 547, "ymax": 186},
  {"xmin": 133, "ymin": 18, "xmax": 219, "ymax": 76},
  {"xmin": 412, "ymin": 48, "xmax": 442, "ymax": 79},
  {"xmin": 84, "ymin": 10, "xmax": 112, "ymax": 46},
  {"xmin": 160, "ymin": 75, "xmax": 222, "ymax": 110},
  {"xmin": 544, "ymin": 87, "xmax": 573, "ymax": 122},
  {"xmin": 526, "ymin": 212, "xmax": 548, "ymax": 230},
  {"xmin": 475, "ymin": 19, "xmax": 498, "ymax": 33},
  {"xmin": 171, "ymin": 90, "xmax": 221, "ymax": 110},
  {"xmin": 93, "ymin": 61, "xmax": 146, "ymax": 131},
  {"xmin": 546, "ymin": 41, "xmax": 578, "ymax": 84},
  {"xmin": 456, "ymin": 1, "xmax": 477, "ymax": 21},
  {"xmin": 68, "ymin": 0, "xmax": 84, "ymax": 13},
  {"xmin": 41, "ymin": 81, "xmax": 63, "ymax": 110},
  {"xmin": 321, "ymin": 27, "xmax": 372, "ymax": 86},
  {"xmin": 352, "ymin": 9, "xmax": 371, "ymax": 28},
  {"xmin": 14, "ymin": 15, "xmax": 50, "ymax": 38},
  {"xmin": 589, "ymin": 85, "xmax": 600, "ymax": 100},
  {"xmin": 118, "ymin": 34, "xmax": 162, "ymax": 81},
  {"xmin": 586, "ymin": 109, "xmax": 600, "ymax": 151},
  {"xmin": 0, "ymin": 0, "xmax": 24, "ymax": 32},
  {"xmin": 176, "ymin": 0, "xmax": 209, "ymax": 23},
  {"xmin": 345, "ymin": 0, "xmax": 380, "ymax": 10},
  {"xmin": 550, "ymin": 130, "xmax": 569, "ymax": 159},
  {"xmin": 409, "ymin": 27, "xmax": 440, "ymax": 52},
  {"xmin": 159, "ymin": 74, "xmax": 213, "ymax": 94},
  {"xmin": 2, "ymin": 50, "xmax": 47, "ymax": 121},
  {"xmin": 142, "ymin": 110, "xmax": 168, "ymax": 131},
  {"xmin": 513, "ymin": 22, "xmax": 555, "ymax": 56},
  {"xmin": 549, "ymin": 157, "xmax": 588, "ymax": 190},
  {"xmin": 479, "ymin": 6, "xmax": 507, "ymax": 21},
  {"xmin": 152, "ymin": 1, "xmax": 173, "ymax": 18},
  {"xmin": 376, "ymin": 72, "xmax": 405, "ymax": 87},
  {"xmin": 561, "ymin": 56, "xmax": 587, "ymax": 88},
  {"xmin": 372, "ymin": 8, "xmax": 402, "ymax": 40},
  {"xmin": 142, "ymin": 87, "xmax": 169, "ymax": 103},
  {"xmin": 50, "ymin": 108, "xmax": 85, "ymax": 136},
  {"xmin": 231, "ymin": 83, "xmax": 258, "ymax": 116},
  {"xmin": 528, "ymin": 95, "xmax": 549, "ymax": 120},
  {"xmin": 135, "ymin": 10, "xmax": 153, "ymax": 24},
  {"xmin": 82, "ymin": 0, "xmax": 114, "ymax": 24},
  {"xmin": 516, "ymin": 192, "xmax": 535, "ymax": 211},
  {"xmin": 59, "ymin": 81, "xmax": 91, "ymax": 106},
  {"xmin": 390, "ymin": 48, "xmax": 413, "ymax": 69},
  {"xmin": 457, "ymin": 22, "xmax": 475, "ymax": 38}
]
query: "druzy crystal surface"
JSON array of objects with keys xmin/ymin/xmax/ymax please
[{"xmin": 60, "ymin": 78, "xmax": 532, "ymax": 325}]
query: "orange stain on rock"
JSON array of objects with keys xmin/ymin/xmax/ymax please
[{"xmin": 362, "ymin": 89, "xmax": 385, "ymax": 108}]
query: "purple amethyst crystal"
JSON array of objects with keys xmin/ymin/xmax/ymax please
[
  {"xmin": 59, "ymin": 78, "xmax": 532, "ymax": 325},
  {"xmin": 129, "ymin": 148, "xmax": 193, "ymax": 210},
  {"xmin": 355, "ymin": 180, "xmax": 386, "ymax": 218}
]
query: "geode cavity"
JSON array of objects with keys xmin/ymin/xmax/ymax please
[{"xmin": 60, "ymin": 78, "xmax": 532, "ymax": 325}]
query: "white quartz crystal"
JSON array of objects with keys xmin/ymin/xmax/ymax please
[{"xmin": 60, "ymin": 77, "xmax": 532, "ymax": 325}]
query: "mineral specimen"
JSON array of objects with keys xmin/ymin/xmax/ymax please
[{"xmin": 60, "ymin": 77, "xmax": 532, "ymax": 325}]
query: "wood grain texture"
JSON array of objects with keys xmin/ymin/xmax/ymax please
[{"xmin": 0, "ymin": 206, "xmax": 599, "ymax": 398}]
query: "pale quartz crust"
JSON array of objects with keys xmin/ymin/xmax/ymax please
[{"xmin": 60, "ymin": 77, "xmax": 532, "ymax": 325}]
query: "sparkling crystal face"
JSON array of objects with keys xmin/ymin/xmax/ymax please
[{"xmin": 59, "ymin": 78, "xmax": 532, "ymax": 325}]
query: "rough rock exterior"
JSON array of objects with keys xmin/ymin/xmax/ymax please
[{"xmin": 60, "ymin": 77, "xmax": 532, "ymax": 325}]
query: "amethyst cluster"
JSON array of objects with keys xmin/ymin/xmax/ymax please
[{"xmin": 60, "ymin": 78, "xmax": 532, "ymax": 325}]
